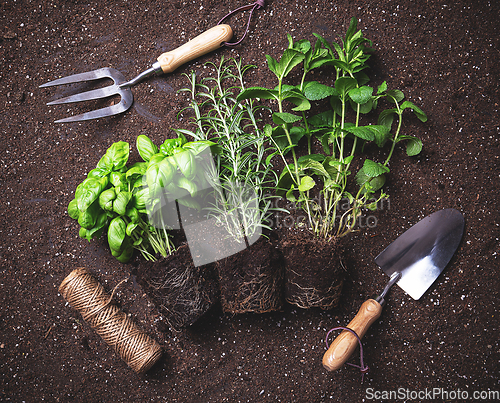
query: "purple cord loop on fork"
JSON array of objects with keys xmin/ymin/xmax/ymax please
[
  {"xmin": 218, "ymin": 0, "xmax": 265, "ymax": 46},
  {"xmin": 325, "ymin": 326, "xmax": 370, "ymax": 383}
]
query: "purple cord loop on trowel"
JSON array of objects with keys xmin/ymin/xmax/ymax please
[
  {"xmin": 325, "ymin": 327, "xmax": 370, "ymax": 383},
  {"xmin": 218, "ymin": 0, "xmax": 265, "ymax": 46}
]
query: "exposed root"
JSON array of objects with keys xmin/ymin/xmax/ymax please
[{"xmin": 220, "ymin": 271, "xmax": 283, "ymax": 314}]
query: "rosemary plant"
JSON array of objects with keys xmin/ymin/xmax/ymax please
[{"xmin": 176, "ymin": 58, "xmax": 282, "ymax": 244}]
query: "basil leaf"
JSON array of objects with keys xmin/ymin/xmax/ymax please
[
  {"xmin": 77, "ymin": 201, "xmax": 100, "ymax": 229},
  {"xmin": 67, "ymin": 199, "xmax": 80, "ymax": 220},
  {"xmin": 147, "ymin": 153, "xmax": 165, "ymax": 168},
  {"xmin": 174, "ymin": 149, "xmax": 196, "ymax": 180},
  {"xmin": 175, "ymin": 176, "xmax": 198, "ymax": 198},
  {"xmin": 99, "ymin": 188, "xmax": 116, "ymax": 211},
  {"xmin": 182, "ymin": 140, "xmax": 216, "ymax": 156},
  {"xmin": 113, "ymin": 191, "xmax": 132, "ymax": 216},
  {"xmin": 136, "ymin": 135, "xmax": 158, "ymax": 162},
  {"xmin": 108, "ymin": 217, "xmax": 127, "ymax": 252},
  {"xmin": 98, "ymin": 141, "xmax": 129, "ymax": 171},
  {"xmin": 75, "ymin": 177, "xmax": 108, "ymax": 212},
  {"xmin": 114, "ymin": 246, "xmax": 134, "ymax": 263}
]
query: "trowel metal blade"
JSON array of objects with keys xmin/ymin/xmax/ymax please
[{"xmin": 374, "ymin": 208, "xmax": 465, "ymax": 300}]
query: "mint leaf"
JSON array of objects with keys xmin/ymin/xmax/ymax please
[
  {"xmin": 237, "ymin": 87, "xmax": 278, "ymax": 102},
  {"xmin": 361, "ymin": 159, "xmax": 390, "ymax": 177},
  {"xmin": 345, "ymin": 125, "xmax": 389, "ymax": 143},
  {"xmin": 298, "ymin": 175, "xmax": 315, "ymax": 192},
  {"xmin": 272, "ymin": 112, "xmax": 302, "ymax": 125},
  {"xmin": 404, "ymin": 136, "xmax": 423, "ymax": 156},
  {"xmin": 348, "ymin": 86, "xmax": 373, "ymax": 104},
  {"xmin": 304, "ymin": 81, "xmax": 335, "ymax": 101},
  {"xmin": 400, "ymin": 101, "xmax": 428, "ymax": 122}
]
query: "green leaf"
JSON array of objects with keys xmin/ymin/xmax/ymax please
[
  {"xmin": 272, "ymin": 112, "xmax": 302, "ymax": 125},
  {"xmin": 175, "ymin": 176, "xmax": 198, "ymax": 198},
  {"xmin": 298, "ymin": 175, "xmax": 315, "ymax": 192},
  {"xmin": 77, "ymin": 201, "xmax": 100, "ymax": 230},
  {"xmin": 335, "ymin": 77, "xmax": 358, "ymax": 98},
  {"xmin": 99, "ymin": 141, "xmax": 130, "ymax": 171},
  {"xmin": 182, "ymin": 140, "xmax": 216, "ymax": 155},
  {"xmin": 289, "ymin": 35, "xmax": 311, "ymax": 54},
  {"xmin": 75, "ymin": 177, "xmax": 108, "ymax": 212},
  {"xmin": 87, "ymin": 167, "xmax": 110, "ymax": 179},
  {"xmin": 146, "ymin": 164, "xmax": 163, "ymax": 198},
  {"xmin": 109, "ymin": 171, "xmax": 125, "ymax": 188},
  {"xmin": 276, "ymin": 164, "xmax": 296, "ymax": 196},
  {"xmin": 303, "ymin": 81, "xmax": 335, "ymax": 101},
  {"xmin": 298, "ymin": 154, "xmax": 325, "ymax": 163},
  {"xmin": 125, "ymin": 162, "xmax": 147, "ymax": 181},
  {"xmin": 113, "ymin": 191, "xmax": 132, "ymax": 216},
  {"xmin": 147, "ymin": 153, "xmax": 165, "ymax": 168},
  {"xmin": 283, "ymin": 90, "xmax": 311, "ymax": 112},
  {"xmin": 237, "ymin": 87, "xmax": 279, "ymax": 102},
  {"xmin": 177, "ymin": 196, "xmax": 201, "ymax": 211},
  {"xmin": 126, "ymin": 222, "xmax": 139, "ymax": 237},
  {"xmin": 308, "ymin": 110, "xmax": 334, "ymax": 128},
  {"xmin": 348, "ymin": 86, "xmax": 373, "ymax": 104},
  {"xmin": 114, "ymin": 246, "xmax": 134, "ymax": 263},
  {"xmin": 400, "ymin": 101, "xmax": 428, "ymax": 122},
  {"xmin": 345, "ymin": 125, "xmax": 390, "ymax": 143},
  {"xmin": 133, "ymin": 188, "xmax": 150, "ymax": 211},
  {"xmin": 361, "ymin": 159, "xmax": 390, "ymax": 177},
  {"xmin": 401, "ymin": 136, "xmax": 423, "ymax": 156},
  {"xmin": 99, "ymin": 188, "xmax": 116, "ymax": 211},
  {"xmin": 377, "ymin": 81, "xmax": 388, "ymax": 95},
  {"xmin": 265, "ymin": 54, "xmax": 279, "ymax": 77},
  {"xmin": 126, "ymin": 207, "xmax": 140, "ymax": 223},
  {"xmin": 387, "ymin": 89, "xmax": 405, "ymax": 103},
  {"xmin": 378, "ymin": 108, "xmax": 397, "ymax": 129},
  {"xmin": 273, "ymin": 49, "xmax": 305, "ymax": 79},
  {"xmin": 67, "ymin": 199, "xmax": 79, "ymax": 220},
  {"xmin": 85, "ymin": 213, "xmax": 108, "ymax": 240},
  {"xmin": 108, "ymin": 217, "xmax": 127, "ymax": 252},
  {"xmin": 136, "ymin": 135, "xmax": 158, "ymax": 162},
  {"xmin": 353, "ymin": 98, "xmax": 375, "ymax": 114},
  {"xmin": 174, "ymin": 149, "xmax": 196, "ymax": 180},
  {"xmin": 298, "ymin": 158, "xmax": 330, "ymax": 178},
  {"xmin": 285, "ymin": 185, "xmax": 297, "ymax": 202}
]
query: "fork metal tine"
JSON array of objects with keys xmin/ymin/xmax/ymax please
[
  {"xmin": 47, "ymin": 85, "xmax": 121, "ymax": 105},
  {"xmin": 39, "ymin": 67, "xmax": 124, "ymax": 88},
  {"xmin": 54, "ymin": 99, "xmax": 132, "ymax": 123}
]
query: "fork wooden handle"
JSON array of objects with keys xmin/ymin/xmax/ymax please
[
  {"xmin": 322, "ymin": 299, "xmax": 382, "ymax": 371},
  {"xmin": 157, "ymin": 25, "xmax": 233, "ymax": 74}
]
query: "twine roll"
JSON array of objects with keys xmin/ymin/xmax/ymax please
[{"xmin": 59, "ymin": 268, "xmax": 162, "ymax": 374}]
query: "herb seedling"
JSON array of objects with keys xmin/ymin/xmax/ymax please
[
  {"xmin": 176, "ymin": 57, "xmax": 283, "ymax": 243},
  {"xmin": 68, "ymin": 141, "xmax": 175, "ymax": 262},
  {"xmin": 238, "ymin": 17, "xmax": 427, "ymax": 239}
]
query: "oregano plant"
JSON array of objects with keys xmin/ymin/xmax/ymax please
[{"xmin": 238, "ymin": 17, "xmax": 427, "ymax": 239}]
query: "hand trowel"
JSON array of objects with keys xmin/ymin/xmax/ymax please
[{"xmin": 323, "ymin": 208, "xmax": 465, "ymax": 371}]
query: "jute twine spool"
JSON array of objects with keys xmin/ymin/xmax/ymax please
[{"xmin": 59, "ymin": 268, "xmax": 162, "ymax": 374}]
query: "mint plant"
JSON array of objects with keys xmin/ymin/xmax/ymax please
[{"xmin": 238, "ymin": 17, "xmax": 427, "ymax": 239}]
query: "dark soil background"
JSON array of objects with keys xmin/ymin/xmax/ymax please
[{"xmin": 1, "ymin": 0, "xmax": 499, "ymax": 402}]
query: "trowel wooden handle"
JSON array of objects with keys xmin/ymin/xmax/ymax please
[
  {"xmin": 157, "ymin": 25, "xmax": 233, "ymax": 74},
  {"xmin": 322, "ymin": 299, "xmax": 382, "ymax": 371}
]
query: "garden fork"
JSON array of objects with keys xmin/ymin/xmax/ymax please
[{"xmin": 40, "ymin": 25, "xmax": 233, "ymax": 123}]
